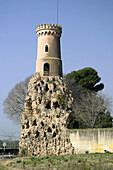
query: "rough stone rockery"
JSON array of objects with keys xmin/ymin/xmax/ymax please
[{"xmin": 19, "ymin": 73, "xmax": 74, "ymax": 156}]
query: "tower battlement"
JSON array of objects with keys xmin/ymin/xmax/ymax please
[{"xmin": 36, "ymin": 24, "xmax": 62, "ymax": 37}]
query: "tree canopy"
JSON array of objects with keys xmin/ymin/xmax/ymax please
[
  {"xmin": 64, "ymin": 68, "xmax": 112, "ymax": 129},
  {"xmin": 66, "ymin": 67, "xmax": 104, "ymax": 92},
  {"xmin": 66, "ymin": 92, "xmax": 112, "ymax": 129}
]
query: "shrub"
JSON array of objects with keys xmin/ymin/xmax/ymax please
[
  {"xmin": 20, "ymin": 147, "xmax": 28, "ymax": 156},
  {"xmin": 48, "ymin": 80, "xmax": 54, "ymax": 84},
  {"xmin": 35, "ymin": 108, "xmax": 41, "ymax": 113},
  {"xmin": 56, "ymin": 94, "xmax": 65, "ymax": 105},
  {"xmin": 56, "ymin": 112, "xmax": 60, "ymax": 118},
  {"xmin": 85, "ymin": 151, "xmax": 89, "ymax": 154}
]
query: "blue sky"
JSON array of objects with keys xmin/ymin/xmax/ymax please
[{"xmin": 0, "ymin": 0, "xmax": 113, "ymax": 139}]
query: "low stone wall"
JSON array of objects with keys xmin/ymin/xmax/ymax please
[{"xmin": 68, "ymin": 129, "xmax": 113, "ymax": 153}]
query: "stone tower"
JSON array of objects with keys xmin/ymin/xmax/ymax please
[
  {"xmin": 19, "ymin": 24, "xmax": 74, "ymax": 157},
  {"xmin": 36, "ymin": 24, "xmax": 62, "ymax": 77}
]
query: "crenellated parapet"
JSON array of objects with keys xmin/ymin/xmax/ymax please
[{"xmin": 36, "ymin": 24, "xmax": 62, "ymax": 37}]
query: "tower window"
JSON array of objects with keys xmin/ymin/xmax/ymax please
[
  {"xmin": 43, "ymin": 63, "xmax": 49, "ymax": 76},
  {"xmin": 45, "ymin": 45, "xmax": 48, "ymax": 52}
]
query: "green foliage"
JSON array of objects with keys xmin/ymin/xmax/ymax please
[
  {"xmin": 56, "ymin": 112, "xmax": 60, "ymax": 118},
  {"xmin": 56, "ymin": 94, "xmax": 65, "ymax": 105},
  {"xmin": 77, "ymin": 158, "xmax": 82, "ymax": 163},
  {"xmin": 20, "ymin": 147, "xmax": 28, "ymax": 156},
  {"xmin": 95, "ymin": 112, "xmax": 113, "ymax": 128},
  {"xmin": 48, "ymin": 80, "xmax": 54, "ymax": 84},
  {"xmin": 0, "ymin": 164, "xmax": 6, "ymax": 169},
  {"xmin": 66, "ymin": 67, "xmax": 104, "ymax": 92},
  {"xmin": 16, "ymin": 160, "xmax": 21, "ymax": 163},
  {"xmin": 69, "ymin": 110, "xmax": 113, "ymax": 129},
  {"xmin": 85, "ymin": 151, "xmax": 89, "ymax": 154},
  {"xmin": 54, "ymin": 87, "xmax": 61, "ymax": 92},
  {"xmin": 35, "ymin": 107, "xmax": 41, "ymax": 113},
  {"xmin": 65, "ymin": 68, "xmax": 112, "ymax": 129},
  {"xmin": 22, "ymin": 161, "xmax": 25, "ymax": 169}
]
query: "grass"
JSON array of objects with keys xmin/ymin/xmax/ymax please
[
  {"xmin": 1, "ymin": 153, "xmax": 113, "ymax": 169},
  {"xmin": 0, "ymin": 164, "xmax": 6, "ymax": 169}
]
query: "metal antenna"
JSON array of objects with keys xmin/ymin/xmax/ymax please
[{"xmin": 57, "ymin": 0, "xmax": 59, "ymax": 24}]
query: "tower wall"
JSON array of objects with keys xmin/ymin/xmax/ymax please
[{"xmin": 36, "ymin": 24, "xmax": 62, "ymax": 77}]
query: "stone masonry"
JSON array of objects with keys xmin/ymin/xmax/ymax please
[{"xmin": 19, "ymin": 73, "xmax": 74, "ymax": 156}]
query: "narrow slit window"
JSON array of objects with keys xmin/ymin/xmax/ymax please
[{"xmin": 45, "ymin": 45, "xmax": 48, "ymax": 52}]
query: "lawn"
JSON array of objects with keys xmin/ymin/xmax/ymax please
[{"xmin": 0, "ymin": 153, "xmax": 113, "ymax": 170}]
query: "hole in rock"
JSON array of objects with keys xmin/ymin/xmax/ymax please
[
  {"xmin": 34, "ymin": 85, "xmax": 38, "ymax": 91},
  {"xmin": 53, "ymin": 78, "xmax": 55, "ymax": 81},
  {"xmin": 58, "ymin": 136, "xmax": 60, "ymax": 140},
  {"xmin": 39, "ymin": 98, "xmax": 41, "ymax": 104},
  {"xmin": 47, "ymin": 127, "xmax": 52, "ymax": 132},
  {"xmin": 38, "ymin": 83, "xmax": 40, "ymax": 86},
  {"xmin": 24, "ymin": 115, "xmax": 27, "ymax": 119},
  {"xmin": 36, "ymin": 130, "xmax": 40, "ymax": 137},
  {"xmin": 52, "ymin": 124, "xmax": 55, "ymax": 128},
  {"xmin": 26, "ymin": 99, "xmax": 32, "ymax": 110},
  {"xmin": 28, "ymin": 131, "xmax": 31, "ymax": 136},
  {"xmin": 58, "ymin": 149, "xmax": 60, "ymax": 155},
  {"xmin": 52, "ymin": 132, "xmax": 56, "ymax": 138},
  {"xmin": 22, "ymin": 125, "xmax": 25, "ymax": 129},
  {"xmin": 41, "ymin": 80, "xmax": 44, "ymax": 85},
  {"xmin": 27, "ymin": 101, "xmax": 32, "ymax": 107},
  {"xmin": 45, "ymin": 101, "xmax": 51, "ymax": 109},
  {"xmin": 45, "ymin": 84, "xmax": 49, "ymax": 91},
  {"xmin": 56, "ymin": 129, "xmax": 58, "ymax": 134},
  {"xmin": 44, "ymin": 132, "xmax": 47, "ymax": 138},
  {"xmin": 65, "ymin": 108, "xmax": 69, "ymax": 111},
  {"xmin": 33, "ymin": 119, "xmax": 37, "ymax": 126},
  {"xmin": 53, "ymin": 83, "xmax": 56, "ymax": 89},
  {"xmin": 46, "ymin": 143, "xmax": 48, "ymax": 147},
  {"xmin": 41, "ymin": 121, "xmax": 44, "ymax": 126},
  {"xmin": 26, "ymin": 121, "xmax": 29, "ymax": 128},
  {"xmin": 53, "ymin": 101, "xmax": 59, "ymax": 109},
  {"xmin": 49, "ymin": 90, "xmax": 52, "ymax": 94}
]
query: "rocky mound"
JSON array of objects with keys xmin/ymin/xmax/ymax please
[{"xmin": 19, "ymin": 73, "xmax": 74, "ymax": 156}]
